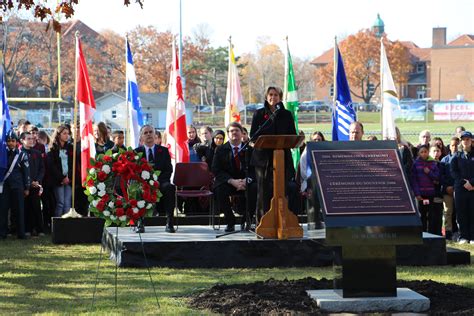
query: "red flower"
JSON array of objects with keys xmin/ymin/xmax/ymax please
[
  {"xmin": 129, "ymin": 199, "xmax": 137, "ymax": 207},
  {"xmin": 96, "ymin": 201, "xmax": 105, "ymax": 211},
  {"xmin": 116, "ymin": 208, "xmax": 125, "ymax": 217},
  {"xmin": 143, "ymin": 189, "xmax": 152, "ymax": 202},
  {"xmin": 103, "ymin": 155, "xmax": 112, "ymax": 162},
  {"xmin": 97, "ymin": 171, "xmax": 107, "ymax": 181},
  {"xmin": 115, "ymin": 199, "xmax": 123, "ymax": 207},
  {"xmin": 87, "ymin": 179, "xmax": 95, "ymax": 187},
  {"xmin": 95, "ymin": 161, "xmax": 103, "ymax": 169},
  {"xmin": 101, "ymin": 195, "xmax": 109, "ymax": 203}
]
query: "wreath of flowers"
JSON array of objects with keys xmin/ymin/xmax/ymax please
[{"xmin": 84, "ymin": 149, "xmax": 162, "ymax": 226}]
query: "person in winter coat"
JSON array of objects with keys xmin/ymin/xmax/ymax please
[{"xmin": 410, "ymin": 144, "xmax": 440, "ymax": 234}]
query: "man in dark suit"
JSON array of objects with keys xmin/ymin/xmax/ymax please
[
  {"xmin": 135, "ymin": 125, "xmax": 176, "ymax": 233},
  {"xmin": 212, "ymin": 122, "xmax": 257, "ymax": 232}
]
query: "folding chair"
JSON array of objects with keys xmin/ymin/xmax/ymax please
[{"xmin": 173, "ymin": 162, "xmax": 217, "ymax": 229}]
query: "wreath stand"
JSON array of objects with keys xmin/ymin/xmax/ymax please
[{"xmin": 90, "ymin": 221, "xmax": 160, "ymax": 310}]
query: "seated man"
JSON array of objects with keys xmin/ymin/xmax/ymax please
[
  {"xmin": 135, "ymin": 125, "xmax": 176, "ymax": 233},
  {"xmin": 212, "ymin": 122, "xmax": 257, "ymax": 232}
]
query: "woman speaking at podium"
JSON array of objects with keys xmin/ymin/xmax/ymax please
[{"xmin": 249, "ymin": 86, "xmax": 298, "ymax": 221}]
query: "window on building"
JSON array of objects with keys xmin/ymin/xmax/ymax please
[
  {"xmin": 417, "ymin": 86, "xmax": 426, "ymax": 99},
  {"xmin": 329, "ymin": 84, "xmax": 334, "ymax": 97},
  {"xmin": 144, "ymin": 113, "xmax": 152, "ymax": 125},
  {"xmin": 112, "ymin": 110, "xmax": 117, "ymax": 119},
  {"xmin": 416, "ymin": 63, "xmax": 425, "ymax": 73},
  {"xmin": 367, "ymin": 83, "xmax": 375, "ymax": 97}
]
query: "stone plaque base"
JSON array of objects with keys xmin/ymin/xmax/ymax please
[{"xmin": 307, "ymin": 288, "xmax": 430, "ymax": 313}]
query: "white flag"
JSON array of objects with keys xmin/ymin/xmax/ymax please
[{"xmin": 381, "ymin": 40, "xmax": 399, "ymax": 140}]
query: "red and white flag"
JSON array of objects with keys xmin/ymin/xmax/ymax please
[
  {"xmin": 165, "ymin": 41, "xmax": 189, "ymax": 164},
  {"xmin": 76, "ymin": 37, "xmax": 96, "ymax": 184}
]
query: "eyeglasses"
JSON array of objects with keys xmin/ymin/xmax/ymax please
[{"xmin": 214, "ymin": 137, "xmax": 224, "ymax": 140}]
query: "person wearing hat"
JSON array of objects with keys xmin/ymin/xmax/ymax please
[
  {"xmin": 450, "ymin": 131, "xmax": 474, "ymax": 244},
  {"xmin": 0, "ymin": 131, "xmax": 31, "ymax": 239}
]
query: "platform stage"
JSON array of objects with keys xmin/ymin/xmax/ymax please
[{"xmin": 102, "ymin": 225, "xmax": 466, "ymax": 268}]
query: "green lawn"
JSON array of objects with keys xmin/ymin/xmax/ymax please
[{"xmin": 0, "ymin": 236, "xmax": 472, "ymax": 314}]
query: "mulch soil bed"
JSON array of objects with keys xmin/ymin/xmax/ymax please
[{"xmin": 189, "ymin": 277, "xmax": 474, "ymax": 315}]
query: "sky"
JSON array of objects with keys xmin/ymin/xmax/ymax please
[{"xmin": 74, "ymin": 0, "xmax": 474, "ymax": 59}]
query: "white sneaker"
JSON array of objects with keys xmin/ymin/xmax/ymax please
[
  {"xmin": 458, "ymin": 239, "xmax": 469, "ymax": 244},
  {"xmin": 469, "ymin": 240, "xmax": 474, "ymax": 245}
]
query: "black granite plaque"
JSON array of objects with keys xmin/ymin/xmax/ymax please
[{"xmin": 312, "ymin": 149, "xmax": 416, "ymax": 216}]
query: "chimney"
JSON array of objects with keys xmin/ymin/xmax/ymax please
[{"xmin": 432, "ymin": 27, "xmax": 447, "ymax": 47}]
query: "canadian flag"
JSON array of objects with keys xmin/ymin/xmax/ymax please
[
  {"xmin": 76, "ymin": 37, "xmax": 96, "ymax": 184},
  {"xmin": 165, "ymin": 41, "xmax": 189, "ymax": 164}
]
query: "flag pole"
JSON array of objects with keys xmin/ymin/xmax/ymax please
[
  {"xmin": 333, "ymin": 37, "xmax": 338, "ymax": 108},
  {"xmin": 380, "ymin": 38, "xmax": 384, "ymax": 137},
  {"xmin": 63, "ymin": 31, "xmax": 81, "ymax": 218},
  {"xmin": 125, "ymin": 36, "xmax": 131, "ymax": 147}
]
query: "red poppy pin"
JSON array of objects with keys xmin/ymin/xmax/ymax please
[
  {"xmin": 157, "ymin": 148, "xmax": 162, "ymax": 153},
  {"xmin": 264, "ymin": 114, "xmax": 269, "ymax": 120}
]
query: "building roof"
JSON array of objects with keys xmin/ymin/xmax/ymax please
[
  {"xmin": 448, "ymin": 34, "xmax": 474, "ymax": 46},
  {"xmin": 408, "ymin": 72, "xmax": 427, "ymax": 85},
  {"xmin": 310, "ymin": 48, "xmax": 333, "ymax": 65},
  {"xmin": 311, "ymin": 40, "xmax": 431, "ymax": 66},
  {"xmin": 62, "ymin": 20, "xmax": 100, "ymax": 38},
  {"xmin": 399, "ymin": 42, "xmax": 430, "ymax": 62}
]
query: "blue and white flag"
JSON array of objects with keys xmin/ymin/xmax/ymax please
[
  {"xmin": 0, "ymin": 67, "xmax": 11, "ymax": 182},
  {"xmin": 126, "ymin": 39, "xmax": 144, "ymax": 148},
  {"xmin": 332, "ymin": 45, "xmax": 356, "ymax": 141}
]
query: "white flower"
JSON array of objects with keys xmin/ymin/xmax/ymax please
[
  {"xmin": 113, "ymin": 153, "xmax": 119, "ymax": 159},
  {"xmin": 133, "ymin": 207, "xmax": 139, "ymax": 214},
  {"xmin": 137, "ymin": 200, "xmax": 145, "ymax": 208},
  {"xmin": 153, "ymin": 174, "xmax": 158, "ymax": 181},
  {"xmin": 98, "ymin": 190, "xmax": 106, "ymax": 197},
  {"xmin": 135, "ymin": 155, "xmax": 139, "ymax": 160},
  {"xmin": 89, "ymin": 186, "xmax": 97, "ymax": 195},
  {"xmin": 149, "ymin": 180, "xmax": 154, "ymax": 186},
  {"xmin": 119, "ymin": 215, "xmax": 127, "ymax": 222},
  {"xmin": 141, "ymin": 170, "xmax": 150, "ymax": 180},
  {"xmin": 103, "ymin": 210, "xmax": 111, "ymax": 216},
  {"xmin": 146, "ymin": 203, "xmax": 153, "ymax": 209},
  {"xmin": 110, "ymin": 215, "xmax": 117, "ymax": 221},
  {"xmin": 92, "ymin": 200, "xmax": 99, "ymax": 207},
  {"xmin": 89, "ymin": 168, "xmax": 96, "ymax": 175},
  {"xmin": 102, "ymin": 165, "xmax": 111, "ymax": 174},
  {"xmin": 108, "ymin": 201, "xmax": 114, "ymax": 208},
  {"xmin": 97, "ymin": 183, "xmax": 106, "ymax": 192}
]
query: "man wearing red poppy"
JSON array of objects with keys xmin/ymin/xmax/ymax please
[{"xmin": 135, "ymin": 125, "xmax": 176, "ymax": 233}]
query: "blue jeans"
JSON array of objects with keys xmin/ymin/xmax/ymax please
[{"xmin": 54, "ymin": 185, "xmax": 72, "ymax": 217}]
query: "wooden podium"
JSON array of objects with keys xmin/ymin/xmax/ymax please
[{"xmin": 254, "ymin": 135, "xmax": 305, "ymax": 239}]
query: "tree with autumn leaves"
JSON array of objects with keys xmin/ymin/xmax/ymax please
[{"xmin": 317, "ymin": 29, "xmax": 412, "ymax": 104}]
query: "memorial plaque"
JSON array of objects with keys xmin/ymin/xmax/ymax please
[
  {"xmin": 311, "ymin": 149, "xmax": 416, "ymax": 216},
  {"xmin": 306, "ymin": 141, "xmax": 422, "ymax": 298}
]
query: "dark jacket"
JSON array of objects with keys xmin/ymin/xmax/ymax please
[
  {"xmin": 410, "ymin": 157, "xmax": 440, "ymax": 197},
  {"xmin": 3, "ymin": 147, "xmax": 30, "ymax": 190},
  {"xmin": 47, "ymin": 142, "xmax": 74, "ymax": 186},
  {"xmin": 135, "ymin": 145, "xmax": 173, "ymax": 184},
  {"xmin": 440, "ymin": 153, "xmax": 456, "ymax": 194},
  {"xmin": 22, "ymin": 147, "xmax": 45, "ymax": 185},
  {"xmin": 249, "ymin": 101, "xmax": 297, "ymax": 175},
  {"xmin": 212, "ymin": 142, "xmax": 255, "ymax": 189},
  {"xmin": 450, "ymin": 149, "xmax": 474, "ymax": 191}
]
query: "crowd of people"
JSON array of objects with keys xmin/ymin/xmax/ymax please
[{"xmin": 0, "ymin": 86, "xmax": 473, "ymax": 244}]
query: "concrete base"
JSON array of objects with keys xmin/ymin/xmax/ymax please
[{"xmin": 307, "ymin": 288, "xmax": 430, "ymax": 313}]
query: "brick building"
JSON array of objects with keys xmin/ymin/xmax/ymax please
[{"xmin": 311, "ymin": 15, "xmax": 474, "ymax": 104}]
